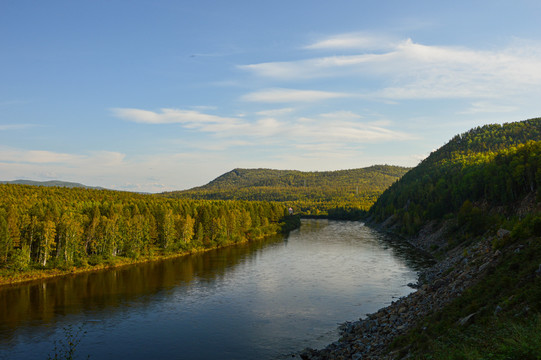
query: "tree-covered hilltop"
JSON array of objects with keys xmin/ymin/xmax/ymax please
[
  {"xmin": 369, "ymin": 117, "xmax": 541, "ymax": 236},
  {"xmin": 364, "ymin": 117, "xmax": 541, "ymax": 359},
  {"xmin": 162, "ymin": 165, "xmax": 410, "ymax": 218},
  {"xmin": 0, "ymin": 184, "xmax": 295, "ymax": 284}
]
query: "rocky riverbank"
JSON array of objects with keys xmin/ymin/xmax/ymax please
[{"xmin": 296, "ymin": 225, "xmax": 507, "ymax": 360}]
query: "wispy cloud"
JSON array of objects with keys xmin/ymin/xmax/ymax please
[
  {"xmin": 256, "ymin": 107, "xmax": 295, "ymax": 116},
  {"xmin": 111, "ymin": 108, "xmax": 246, "ymax": 134},
  {"xmin": 241, "ymin": 88, "xmax": 351, "ymax": 103},
  {"xmin": 240, "ymin": 36, "xmax": 541, "ymax": 100},
  {"xmin": 0, "ymin": 124, "xmax": 35, "ymax": 131},
  {"xmin": 111, "ymin": 108, "xmax": 238, "ymax": 125},
  {"xmin": 459, "ymin": 101, "xmax": 518, "ymax": 115},
  {"xmin": 0, "ymin": 147, "xmax": 125, "ymax": 166},
  {"xmin": 0, "ymin": 148, "xmax": 82, "ymax": 164},
  {"xmin": 113, "ymin": 106, "xmax": 413, "ymax": 145},
  {"xmin": 305, "ymin": 32, "xmax": 399, "ymax": 51}
]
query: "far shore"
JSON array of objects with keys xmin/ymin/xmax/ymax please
[{"xmin": 0, "ymin": 233, "xmax": 276, "ymax": 288}]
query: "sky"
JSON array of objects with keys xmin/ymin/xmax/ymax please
[{"xmin": 1, "ymin": 0, "xmax": 541, "ymax": 193}]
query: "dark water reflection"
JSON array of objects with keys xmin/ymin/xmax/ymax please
[{"xmin": 0, "ymin": 220, "xmax": 432, "ymax": 360}]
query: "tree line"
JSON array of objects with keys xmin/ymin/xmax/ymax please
[{"xmin": 0, "ymin": 184, "xmax": 291, "ymax": 272}]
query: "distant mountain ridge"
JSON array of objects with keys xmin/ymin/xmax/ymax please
[
  {"xmin": 0, "ymin": 179, "xmax": 104, "ymax": 190},
  {"xmin": 203, "ymin": 166, "xmax": 408, "ymax": 189},
  {"xmin": 162, "ymin": 165, "xmax": 411, "ymax": 216}
]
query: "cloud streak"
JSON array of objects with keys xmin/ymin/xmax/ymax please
[
  {"xmin": 112, "ymin": 107, "xmax": 413, "ymax": 145},
  {"xmin": 241, "ymin": 88, "xmax": 351, "ymax": 103},
  {"xmin": 305, "ymin": 32, "xmax": 399, "ymax": 51},
  {"xmin": 0, "ymin": 147, "xmax": 125, "ymax": 166},
  {"xmin": 240, "ymin": 36, "xmax": 541, "ymax": 100}
]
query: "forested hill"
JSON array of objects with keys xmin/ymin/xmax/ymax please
[
  {"xmin": 365, "ymin": 119, "xmax": 541, "ymax": 358},
  {"xmin": 161, "ymin": 165, "xmax": 410, "ymax": 217},
  {"xmin": 197, "ymin": 166, "xmax": 407, "ymax": 190},
  {"xmin": 369, "ymin": 117, "xmax": 541, "ymax": 235}
]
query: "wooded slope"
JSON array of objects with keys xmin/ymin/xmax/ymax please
[
  {"xmin": 369, "ymin": 117, "xmax": 541, "ymax": 235},
  {"xmin": 163, "ymin": 165, "xmax": 410, "ymax": 217},
  {"xmin": 367, "ymin": 117, "xmax": 541, "ymax": 359}
]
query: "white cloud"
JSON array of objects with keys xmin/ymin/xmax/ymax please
[
  {"xmin": 241, "ymin": 88, "xmax": 350, "ymax": 103},
  {"xmin": 319, "ymin": 111, "xmax": 362, "ymax": 120},
  {"xmin": 256, "ymin": 108, "xmax": 295, "ymax": 116},
  {"xmin": 459, "ymin": 101, "xmax": 518, "ymax": 114},
  {"xmin": 290, "ymin": 117, "xmax": 413, "ymax": 143},
  {"xmin": 305, "ymin": 32, "xmax": 398, "ymax": 51},
  {"xmin": 112, "ymin": 108, "xmax": 239, "ymax": 125},
  {"xmin": 240, "ymin": 36, "xmax": 541, "ymax": 100},
  {"xmin": 239, "ymin": 55, "xmax": 382, "ymax": 79},
  {"xmin": 0, "ymin": 148, "xmax": 83, "ymax": 164},
  {"xmin": 0, "ymin": 147, "xmax": 126, "ymax": 167},
  {"xmin": 113, "ymin": 106, "xmax": 412, "ymax": 145}
]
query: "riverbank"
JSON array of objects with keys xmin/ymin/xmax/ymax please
[
  {"xmin": 297, "ymin": 221, "xmax": 507, "ymax": 359},
  {"xmin": 0, "ymin": 217, "xmax": 301, "ymax": 288}
]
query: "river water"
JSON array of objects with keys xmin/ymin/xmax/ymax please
[{"xmin": 0, "ymin": 220, "xmax": 430, "ymax": 360}]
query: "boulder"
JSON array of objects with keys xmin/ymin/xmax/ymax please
[{"xmin": 497, "ymin": 228, "xmax": 511, "ymax": 239}]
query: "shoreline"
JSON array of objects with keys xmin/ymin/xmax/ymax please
[
  {"xmin": 0, "ymin": 229, "xmax": 290, "ymax": 288},
  {"xmin": 297, "ymin": 221, "xmax": 501, "ymax": 359}
]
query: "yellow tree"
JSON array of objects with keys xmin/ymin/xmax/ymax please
[
  {"xmin": 56, "ymin": 212, "xmax": 83, "ymax": 264},
  {"xmin": 0, "ymin": 214, "xmax": 11, "ymax": 265},
  {"xmin": 38, "ymin": 220, "xmax": 56, "ymax": 267}
]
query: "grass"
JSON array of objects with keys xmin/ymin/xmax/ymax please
[{"xmin": 423, "ymin": 314, "xmax": 541, "ymax": 360}]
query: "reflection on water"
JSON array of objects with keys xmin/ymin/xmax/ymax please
[{"xmin": 0, "ymin": 220, "xmax": 432, "ymax": 360}]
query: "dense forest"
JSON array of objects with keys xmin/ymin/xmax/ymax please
[
  {"xmin": 369, "ymin": 117, "xmax": 541, "ymax": 236},
  {"xmin": 163, "ymin": 165, "xmax": 410, "ymax": 218},
  {"xmin": 0, "ymin": 184, "xmax": 295, "ymax": 280},
  {"xmin": 367, "ymin": 117, "xmax": 541, "ymax": 359}
]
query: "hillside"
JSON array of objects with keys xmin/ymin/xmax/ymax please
[
  {"xmin": 162, "ymin": 165, "xmax": 410, "ymax": 218},
  {"xmin": 369, "ymin": 117, "xmax": 541, "ymax": 237},
  {"xmin": 302, "ymin": 117, "xmax": 541, "ymax": 359}
]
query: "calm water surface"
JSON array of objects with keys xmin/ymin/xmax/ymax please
[{"xmin": 0, "ymin": 220, "xmax": 431, "ymax": 360}]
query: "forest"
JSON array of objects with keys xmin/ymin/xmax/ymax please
[
  {"xmin": 369, "ymin": 118, "xmax": 541, "ymax": 236},
  {"xmin": 163, "ymin": 165, "xmax": 409, "ymax": 218},
  {"xmin": 367, "ymin": 117, "xmax": 541, "ymax": 359},
  {"xmin": 0, "ymin": 184, "xmax": 295, "ymax": 281}
]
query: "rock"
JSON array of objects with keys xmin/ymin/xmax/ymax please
[
  {"xmin": 457, "ymin": 312, "xmax": 477, "ymax": 326},
  {"xmin": 497, "ymin": 228, "xmax": 511, "ymax": 239},
  {"xmin": 432, "ymin": 278, "xmax": 446, "ymax": 289},
  {"xmin": 478, "ymin": 261, "xmax": 491, "ymax": 272}
]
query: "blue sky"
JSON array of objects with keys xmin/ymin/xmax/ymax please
[{"xmin": 1, "ymin": 0, "xmax": 541, "ymax": 192}]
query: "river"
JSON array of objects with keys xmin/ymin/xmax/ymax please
[{"xmin": 0, "ymin": 220, "xmax": 430, "ymax": 360}]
